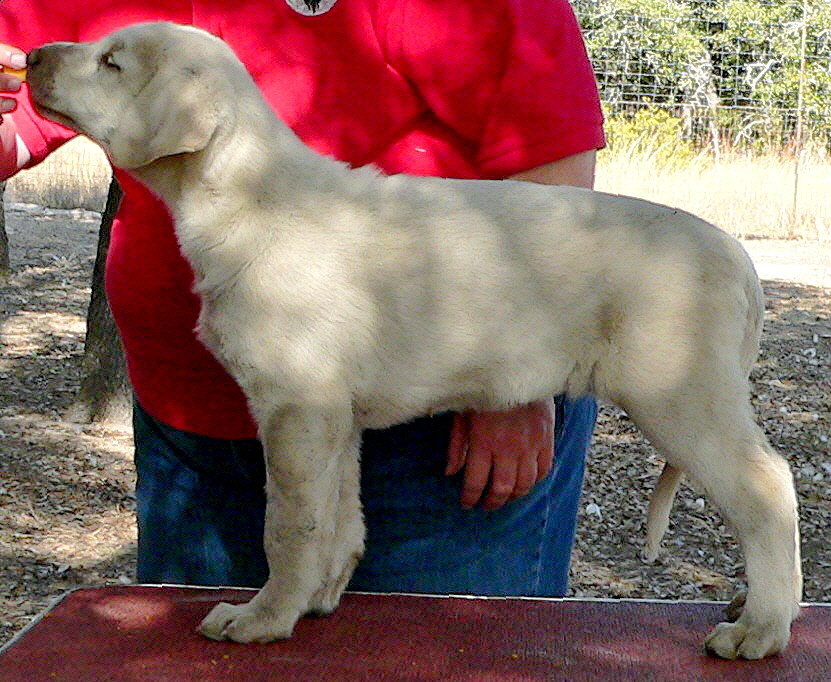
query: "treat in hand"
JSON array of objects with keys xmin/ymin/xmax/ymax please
[{"xmin": 1, "ymin": 65, "xmax": 26, "ymax": 81}]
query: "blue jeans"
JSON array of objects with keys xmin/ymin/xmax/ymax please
[{"xmin": 134, "ymin": 395, "xmax": 596, "ymax": 596}]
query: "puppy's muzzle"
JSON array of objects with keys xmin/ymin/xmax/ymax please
[
  {"xmin": 25, "ymin": 45, "xmax": 65, "ymax": 91},
  {"xmin": 25, "ymin": 45, "xmax": 78, "ymax": 129}
]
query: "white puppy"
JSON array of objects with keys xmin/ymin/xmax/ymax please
[{"xmin": 27, "ymin": 23, "xmax": 801, "ymax": 659}]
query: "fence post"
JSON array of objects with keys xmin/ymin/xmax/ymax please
[{"xmin": 791, "ymin": 0, "xmax": 809, "ymax": 237}]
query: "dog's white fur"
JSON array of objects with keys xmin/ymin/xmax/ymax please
[{"xmin": 28, "ymin": 23, "xmax": 801, "ymax": 658}]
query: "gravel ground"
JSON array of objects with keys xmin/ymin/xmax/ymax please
[{"xmin": 1, "ymin": 204, "xmax": 829, "ymax": 647}]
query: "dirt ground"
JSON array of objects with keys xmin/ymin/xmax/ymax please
[{"xmin": 1, "ymin": 204, "xmax": 829, "ymax": 647}]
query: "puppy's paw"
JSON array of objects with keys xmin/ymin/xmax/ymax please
[
  {"xmin": 640, "ymin": 546, "xmax": 660, "ymax": 564},
  {"xmin": 308, "ymin": 576, "xmax": 344, "ymax": 616},
  {"xmin": 308, "ymin": 550, "xmax": 362, "ymax": 616},
  {"xmin": 704, "ymin": 618, "xmax": 790, "ymax": 660},
  {"xmin": 199, "ymin": 601, "xmax": 299, "ymax": 643}
]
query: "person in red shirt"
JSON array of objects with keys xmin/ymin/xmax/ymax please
[{"xmin": 1, "ymin": 0, "xmax": 604, "ymax": 594}]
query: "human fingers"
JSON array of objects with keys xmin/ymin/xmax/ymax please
[
  {"xmin": 535, "ymin": 444, "xmax": 554, "ymax": 485},
  {"xmin": 0, "ymin": 75, "xmax": 22, "ymax": 115},
  {"xmin": 506, "ymin": 447, "xmax": 540, "ymax": 504},
  {"xmin": 1, "ymin": 45, "xmax": 26, "ymax": 66},
  {"xmin": 0, "ymin": 46, "xmax": 26, "ymax": 116},
  {"xmin": 484, "ymin": 446, "xmax": 533, "ymax": 510},
  {"xmin": 445, "ymin": 412, "xmax": 470, "ymax": 476},
  {"xmin": 534, "ymin": 402, "xmax": 555, "ymax": 483},
  {"xmin": 459, "ymin": 439, "xmax": 493, "ymax": 509},
  {"xmin": 1, "ymin": 45, "xmax": 27, "ymax": 81},
  {"xmin": 481, "ymin": 401, "xmax": 554, "ymax": 508}
]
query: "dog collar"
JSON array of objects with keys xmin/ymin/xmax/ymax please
[{"xmin": 286, "ymin": 0, "xmax": 338, "ymax": 15}]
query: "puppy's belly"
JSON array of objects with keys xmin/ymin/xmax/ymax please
[{"xmin": 353, "ymin": 359, "xmax": 575, "ymax": 430}]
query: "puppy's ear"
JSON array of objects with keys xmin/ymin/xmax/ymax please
[{"xmin": 108, "ymin": 66, "xmax": 217, "ymax": 169}]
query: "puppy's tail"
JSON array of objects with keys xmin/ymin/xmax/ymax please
[{"xmin": 642, "ymin": 462, "xmax": 683, "ymax": 563}]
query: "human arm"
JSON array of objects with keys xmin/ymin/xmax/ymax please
[
  {"xmin": 444, "ymin": 151, "xmax": 597, "ymax": 510},
  {"xmin": 0, "ymin": 44, "xmax": 30, "ymax": 177},
  {"xmin": 510, "ymin": 151, "xmax": 597, "ymax": 191}
]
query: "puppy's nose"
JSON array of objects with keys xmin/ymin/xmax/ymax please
[{"xmin": 26, "ymin": 48, "xmax": 40, "ymax": 67}]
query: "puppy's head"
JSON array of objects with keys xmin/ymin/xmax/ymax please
[{"xmin": 28, "ymin": 22, "xmax": 238, "ymax": 169}]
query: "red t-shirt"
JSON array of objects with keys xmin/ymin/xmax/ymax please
[{"xmin": 2, "ymin": 0, "xmax": 604, "ymax": 438}]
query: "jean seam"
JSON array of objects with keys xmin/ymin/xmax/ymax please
[{"xmin": 532, "ymin": 395, "xmax": 568, "ymax": 595}]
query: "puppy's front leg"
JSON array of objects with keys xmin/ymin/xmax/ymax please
[{"xmin": 200, "ymin": 403, "xmax": 357, "ymax": 643}]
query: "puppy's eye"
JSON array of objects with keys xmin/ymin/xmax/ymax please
[{"xmin": 100, "ymin": 52, "xmax": 122, "ymax": 71}]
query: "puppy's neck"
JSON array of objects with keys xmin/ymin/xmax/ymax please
[
  {"xmin": 129, "ymin": 96, "xmax": 372, "ymax": 293},
  {"xmin": 134, "ymin": 101, "xmax": 356, "ymax": 220}
]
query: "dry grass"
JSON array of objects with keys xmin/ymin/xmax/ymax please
[
  {"xmin": 5, "ymin": 137, "xmax": 110, "ymax": 211},
  {"xmin": 596, "ymin": 150, "xmax": 831, "ymax": 241}
]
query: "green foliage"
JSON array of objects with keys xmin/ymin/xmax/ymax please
[
  {"xmin": 573, "ymin": 0, "xmax": 831, "ymax": 152},
  {"xmin": 604, "ymin": 106, "xmax": 698, "ymax": 166},
  {"xmin": 576, "ymin": 0, "xmax": 709, "ymax": 107}
]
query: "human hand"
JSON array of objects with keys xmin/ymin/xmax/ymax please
[
  {"xmin": 446, "ymin": 400, "xmax": 555, "ymax": 510},
  {"xmin": 0, "ymin": 44, "xmax": 27, "ymax": 117}
]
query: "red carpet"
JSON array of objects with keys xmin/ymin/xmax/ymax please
[{"xmin": 1, "ymin": 587, "xmax": 828, "ymax": 681}]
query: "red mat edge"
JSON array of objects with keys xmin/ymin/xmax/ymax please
[{"xmin": 3, "ymin": 583, "xmax": 827, "ymax": 656}]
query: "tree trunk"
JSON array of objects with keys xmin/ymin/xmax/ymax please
[
  {"xmin": 0, "ymin": 182, "xmax": 9, "ymax": 276},
  {"xmin": 65, "ymin": 177, "xmax": 132, "ymax": 425}
]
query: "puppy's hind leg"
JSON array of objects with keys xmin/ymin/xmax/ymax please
[
  {"xmin": 700, "ymin": 432, "xmax": 801, "ymax": 659},
  {"xmin": 624, "ymin": 388, "xmax": 801, "ymax": 660},
  {"xmin": 199, "ymin": 403, "xmax": 358, "ymax": 643}
]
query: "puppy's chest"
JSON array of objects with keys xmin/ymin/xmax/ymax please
[{"xmin": 193, "ymin": 304, "xmax": 245, "ymax": 369}]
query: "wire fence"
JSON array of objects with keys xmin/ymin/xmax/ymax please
[
  {"xmin": 574, "ymin": 0, "xmax": 831, "ymax": 157},
  {"xmin": 4, "ymin": 2, "xmax": 831, "ymax": 238},
  {"xmin": 574, "ymin": 0, "xmax": 831, "ymax": 238}
]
